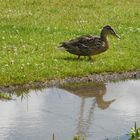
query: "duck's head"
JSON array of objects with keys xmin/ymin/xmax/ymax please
[{"xmin": 101, "ymin": 25, "xmax": 120, "ymax": 39}]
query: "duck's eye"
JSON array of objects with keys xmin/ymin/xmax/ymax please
[{"xmin": 106, "ymin": 26, "xmax": 111, "ymax": 29}]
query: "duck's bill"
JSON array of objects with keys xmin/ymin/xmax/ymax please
[{"xmin": 115, "ymin": 34, "xmax": 121, "ymax": 39}]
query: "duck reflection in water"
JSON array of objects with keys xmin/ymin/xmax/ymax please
[
  {"xmin": 1, "ymin": 82, "xmax": 115, "ymax": 139},
  {"xmin": 61, "ymin": 82, "xmax": 115, "ymax": 139}
]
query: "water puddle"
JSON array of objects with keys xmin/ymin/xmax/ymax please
[{"xmin": 0, "ymin": 80, "xmax": 140, "ymax": 140}]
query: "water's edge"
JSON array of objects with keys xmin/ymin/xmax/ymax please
[{"xmin": 0, "ymin": 70, "xmax": 140, "ymax": 93}]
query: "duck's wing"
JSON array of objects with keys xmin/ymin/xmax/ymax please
[
  {"xmin": 60, "ymin": 35, "xmax": 103, "ymax": 49},
  {"xmin": 59, "ymin": 35, "xmax": 92, "ymax": 47},
  {"xmin": 68, "ymin": 35, "xmax": 94, "ymax": 45}
]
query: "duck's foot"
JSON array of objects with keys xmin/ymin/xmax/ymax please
[{"xmin": 77, "ymin": 55, "xmax": 80, "ymax": 60}]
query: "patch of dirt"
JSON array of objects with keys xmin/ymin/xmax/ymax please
[{"xmin": 0, "ymin": 71, "xmax": 140, "ymax": 93}]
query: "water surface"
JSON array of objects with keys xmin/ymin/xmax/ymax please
[{"xmin": 0, "ymin": 80, "xmax": 140, "ymax": 140}]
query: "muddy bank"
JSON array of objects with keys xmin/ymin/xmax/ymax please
[{"xmin": 0, "ymin": 70, "xmax": 140, "ymax": 93}]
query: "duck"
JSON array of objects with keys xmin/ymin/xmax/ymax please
[{"xmin": 59, "ymin": 25, "xmax": 120, "ymax": 60}]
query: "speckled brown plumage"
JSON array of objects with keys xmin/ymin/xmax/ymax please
[{"xmin": 59, "ymin": 25, "xmax": 120, "ymax": 60}]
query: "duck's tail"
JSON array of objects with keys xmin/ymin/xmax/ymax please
[{"xmin": 58, "ymin": 42, "xmax": 68, "ymax": 50}]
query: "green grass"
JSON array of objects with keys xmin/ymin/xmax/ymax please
[
  {"xmin": 129, "ymin": 122, "xmax": 140, "ymax": 140},
  {"xmin": 0, "ymin": 0, "xmax": 140, "ymax": 86},
  {"xmin": 0, "ymin": 92, "xmax": 12, "ymax": 100}
]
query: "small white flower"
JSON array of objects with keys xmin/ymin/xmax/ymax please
[
  {"xmin": 28, "ymin": 11, "xmax": 33, "ymax": 16},
  {"xmin": 20, "ymin": 39, "xmax": 23, "ymax": 42},
  {"xmin": 2, "ymin": 36, "xmax": 5, "ymax": 40},
  {"xmin": 27, "ymin": 62, "xmax": 30, "ymax": 65}
]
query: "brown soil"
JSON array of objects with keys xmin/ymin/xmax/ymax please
[{"xmin": 0, "ymin": 71, "xmax": 140, "ymax": 93}]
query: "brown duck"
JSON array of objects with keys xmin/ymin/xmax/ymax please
[{"xmin": 59, "ymin": 25, "xmax": 120, "ymax": 60}]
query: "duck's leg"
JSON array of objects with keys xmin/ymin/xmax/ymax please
[
  {"xmin": 77, "ymin": 55, "xmax": 80, "ymax": 60},
  {"xmin": 88, "ymin": 56, "xmax": 92, "ymax": 60}
]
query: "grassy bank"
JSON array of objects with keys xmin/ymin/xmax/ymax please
[
  {"xmin": 0, "ymin": 92, "xmax": 12, "ymax": 100},
  {"xmin": 0, "ymin": 0, "xmax": 140, "ymax": 86}
]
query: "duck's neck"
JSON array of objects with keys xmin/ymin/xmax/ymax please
[
  {"xmin": 100, "ymin": 30, "xmax": 108, "ymax": 41},
  {"xmin": 100, "ymin": 30, "xmax": 109, "ymax": 49}
]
